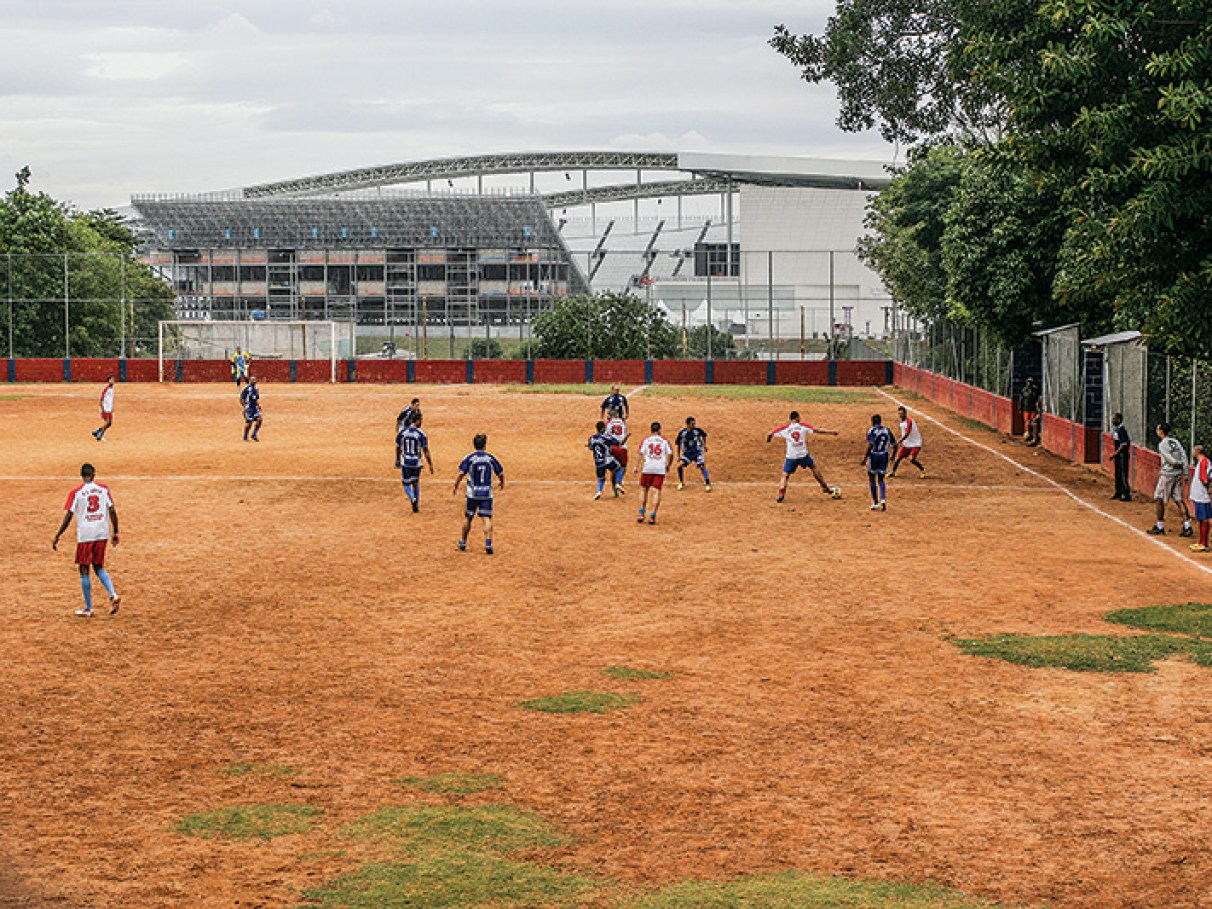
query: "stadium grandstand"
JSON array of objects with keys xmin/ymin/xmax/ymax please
[{"xmin": 130, "ymin": 150, "xmax": 895, "ymax": 349}]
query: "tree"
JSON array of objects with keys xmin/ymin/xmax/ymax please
[
  {"xmin": 686, "ymin": 323, "xmax": 738, "ymax": 359},
  {"xmin": 0, "ymin": 171, "xmax": 174, "ymax": 357},
  {"xmin": 468, "ymin": 336, "xmax": 503, "ymax": 359},
  {"xmin": 533, "ymin": 291, "xmax": 677, "ymax": 359}
]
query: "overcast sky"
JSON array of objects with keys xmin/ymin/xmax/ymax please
[{"xmin": 1, "ymin": 1, "xmax": 894, "ymax": 210}]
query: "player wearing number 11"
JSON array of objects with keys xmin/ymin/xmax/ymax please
[{"xmin": 52, "ymin": 463, "xmax": 121, "ymax": 617}]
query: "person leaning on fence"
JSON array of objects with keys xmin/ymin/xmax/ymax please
[
  {"xmin": 1148, "ymin": 423, "xmax": 1193, "ymax": 537},
  {"xmin": 1020, "ymin": 378, "xmax": 1041, "ymax": 447},
  {"xmin": 1108, "ymin": 413, "xmax": 1132, "ymax": 501}
]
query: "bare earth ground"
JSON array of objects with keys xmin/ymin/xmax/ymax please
[{"xmin": 1, "ymin": 382, "xmax": 1210, "ymax": 908}]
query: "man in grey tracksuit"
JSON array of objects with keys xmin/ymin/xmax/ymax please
[{"xmin": 1148, "ymin": 423, "xmax": 1193, "ymax": 537}]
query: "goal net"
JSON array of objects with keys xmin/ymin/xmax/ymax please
[{"xmin": 158, "ymin": 320, "xmax": 353, "ymax": 382}]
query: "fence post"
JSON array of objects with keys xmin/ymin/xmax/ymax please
[{"xmin": 1192, "ymin": 358, "xmax": 1198, "ymax": 454}]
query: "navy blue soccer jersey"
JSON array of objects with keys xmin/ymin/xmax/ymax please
[
  {"xmin": 676, "ymin": 426, "xmax": 707, "ymax": 456},
  {"xmin": 459, "ymin": 451, "xmax": 504, "ymax": 498},
  {"xmin": 396, "ymin": 426, "xmax": 428, "ymax": 468},
  {"xmin": 587, "ymin": 432, "xmax": 617, "ymax": 467},
  {"xmin": 240, "ymin": 384, "xmax": 260, "ymax": 415},
  {"xmin": 867, "ymin": 425, "xmax": 894, "ymax": 454},
  {"xmin": 601, "ymin": 392, "xmax": 627, "ymax": 415}
]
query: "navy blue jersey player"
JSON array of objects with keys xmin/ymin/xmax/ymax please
[
  {"xmin": 600, "ymin": 386, "xmax": 629, "ymax": 421},
  {"xmin": 453, "ymin": 434, "xmax": 505, "ymax": 554},
  {"xmin": 862, "ymin": 414, "xmax": 897, "ymax": 511},
  {"xmin": 240, "ymin": 378, "xmax": 262, "ymax": 441},
  {"xmin": 588, "ymin": 421, "xmax": 624, "ymax": 499},
  {"xmin": 675, "ymin": 417, "xmax": 711, "ymax": 491},
  {"xmin": 395, "ymin": 412, "xmax": 435, "ymax": 512}
]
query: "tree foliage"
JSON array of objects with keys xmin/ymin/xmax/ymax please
[
  {"xmin": 532, "ymin": 291, "xmax": 677, "ymax": 360},
  {"xmin": 778, "ymin": 1, "xmax": 1212, "ymax": 355},
  {"xmin": 0, "ymin": 171, "xmax": 174, "ymax": 356}
]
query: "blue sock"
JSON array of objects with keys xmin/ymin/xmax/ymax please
[
  {"xmin": 596, "ymin": 478, "xmax": 605, "ymax": 494},
  {"xmin": 406, "ymin": 484, "xmax": 417, "ymax": 502},
  {"xmin": 701, "ymin": 468, "xmax": 711, "ymax": 483},
  {"xmin": 485, "ymin": 537, "xmax": 492, "ymax": 550},
  {"xmin": 638, "ymin": 507, "xmax": 646, "ymax": 517},
  {"xmin": 80, "ymin": 574, "xmax": 93, "ymax": 611},
  {"xmin": 878, "ymin": 477, "xmax": 886, "ymax": 500},
  {"xmin": 95, "ymin": 568, "xmax": 116, "ymax": 599},
  {"xmin": 869, "ymin": 479, "xmax": 879, "ymax": 504}
]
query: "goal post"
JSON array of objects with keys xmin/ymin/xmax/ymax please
[{"xmin": 158, "ymin": 320, "xmax": 351, "ymax": 383}]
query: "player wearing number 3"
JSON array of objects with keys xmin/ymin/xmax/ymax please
[
  {"xmin": 767, "ymin": 410, "xmax": 840, "ymax": 503},
  {"xmin": 52, "ymin": 463, "xmax": 121, "ymax": 617}
]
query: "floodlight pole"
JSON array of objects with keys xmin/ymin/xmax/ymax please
[{"xmin": 64, "ymin": 253, "xmax": 70, "ymax": 359}]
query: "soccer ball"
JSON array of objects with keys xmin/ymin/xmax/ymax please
[{"xmin": 830, "ymin": 487, "xmax": 843, "ymax": 499}]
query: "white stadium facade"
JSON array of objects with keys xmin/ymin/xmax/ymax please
[{"xmin": 131, "ymin": 151, "xmax": 895, "ymax": 351}]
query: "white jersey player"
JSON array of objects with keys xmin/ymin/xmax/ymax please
[
  {"xmin": 93, "ymin": 375, "xmax": 115, "ymax": 441},
  {"xmin": 891, "ymin": 405, "xmax": 926, "ymax": 477},
  {"xmin": 635, "ymin": 422, "xmax": 673, "ymax": 524},
  {"xmin": 766, "ymin": 410, "xmax": 840, "ymax": 503},
  {"xmin": 52, "ymin": 463, "xmax": 121, "ymax": 617}
]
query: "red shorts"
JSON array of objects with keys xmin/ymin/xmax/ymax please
[
  {"xmin": 100, "ymin": 412, "xmax": 112, "ymax": 421},
  {"xmin": 611, "ymin": 445, "xmax": 628, "ymax": 467},
  {"xmin": 896, "ymin": 446, "xmax": 921, "ymax": 460},
  {"xmin": 75, "ymin": 540, "xmax": 107, "ymax": 567},
  {"xmin": 639, "ymin": 472, "xmax": 665, "ymax": 490}
]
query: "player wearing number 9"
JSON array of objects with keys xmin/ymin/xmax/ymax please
[{"xmin": 53, "ymin": 463, "xmax": 121, "ymax": 618}]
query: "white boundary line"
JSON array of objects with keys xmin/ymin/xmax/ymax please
[
  {"xmin": 876, "ymin": 386, "xmax": 1212, "ymax": 580},
  {"xmin": 626, "ymin": 385, "xmax": 649, "ymax": 398}
]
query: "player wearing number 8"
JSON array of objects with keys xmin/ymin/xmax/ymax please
[
  {"xmin": 52, "ymin": 463, "xmax": 121, "ymax": 617},
  {"xmin": 767, "ymin": 411, "xmax": 840, "ymax": 503}
]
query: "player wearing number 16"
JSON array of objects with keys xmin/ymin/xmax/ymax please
[
  {"xmin": 52, "ymin": 463, "xmax": 121, "ymax": 618},
  {"xmin": 767, "ymin": 410, "xmax": 840, "ymax": 503},
  {"xmin": 635, "ymin": 422, "xmax": 674, "ymax": 525}
]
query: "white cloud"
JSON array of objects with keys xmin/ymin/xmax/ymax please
[{"xmin": 83, "ymin": 52, "xmax": 186, "ymax": 81}]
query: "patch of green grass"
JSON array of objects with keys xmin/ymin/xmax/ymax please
[
  {"xmin": 339, "ymin": 805, "xmax": 565, "ymax": 856},
  {"xmin": 600, "ymin": 666, "xmax": 672, "ymax": 681},
  {"xmin": 299, "ymin": 852, "xmax": 610, "ymax": 908},
  {"xmin": 634, "ymin": 871, "xmax": 1002, "ymax": 908},
  {"xmin": 505, "ymin": 383, "xmax": 613, "ymax": 396},
  {"xmin": 955, "ymin": 415, "xmax": 996, "ymax": 434},
  {"xmin": 953, "ymin": 633, "xmax": 1202, "ymax": 673},
  {"xmin": 1106, "ymin": 603, "xmax": 1212, "ymax": 638},
  {"xmin": 0, "ymin": 394, "xmax": 33, "ymax": 401},
  {"xmin": 393, "ymin": 771, "xmax": 505, "ymax": 796},
  {"xmin": 516, "ymin": 690, "xmax": 639, "ymax": 714},
  {"xmin": 175, "ymin": 803, "xmax": 320, "ymax": 841},
  {"xmin": 220, "ymin": 761, "xmax": 298, "ymax": 778},
  {"xmin": 644, "ymin": 384, "xmax": 873, "ymax": 404}
]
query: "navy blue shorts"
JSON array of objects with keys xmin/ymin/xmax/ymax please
[
  {"xmin": 400, "ymin": 465, "xmax": 421, "ymax": 484},
  {"xmin": 868, "ymin": 452, "xmax": 889, "ymax": 476},
  {"xmin": 595, "ymin": 461, "xmax": 619, "ymax": 479},
  {"xmin": 244, "ymin": 408, "xmax": 261, "ymax": 421},
  {"xmin": 679, "ymin": 451, "xmax": 705, "ymax": 467},
  {"xmin": 783, "ymin": 454, "xmax": 815, "ymax": 474},
  {"xmin": 465, "ymin": 496, "xmax": 494, "ymax": 518},
  {"xmin": 1196, "ymin": 501, "xmax": 1212, "ymax": 522}
]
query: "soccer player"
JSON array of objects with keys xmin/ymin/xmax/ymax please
[
  {"xmin": 231, "ymin": 346, "xmax": 252, "ymax": 386},
  {"xmin": 52, "ymin": 463, "xmax": 120, "ymax": 617},
  {"xmin": 241, "ymin": 377, "xmax": 262, "ymax": 441},
  {"xmin": 635, "ymin": 421, "xmax": 673, "ymax": 525},
  {"xmin": 397, "ymin": 397, "xmax": 421, "ymax": 434},
  {"xmin": 604, "ymin": 407, "xmax": 629, "ymax": 491},
  {"xmin": 395, "ymin": 412, "xmax": 434, "ymax": 512},
  {"xmin": 588, "ymin": 421, "xmax": 623, "ymax": 499},
  {"xmin": 453, "ymin": 433, "xmax": 505, "ymax": 554},
  {"xmin": 766, "ymin": 411, "xmax": 840, "ymax": 502},
  {"xmin": 1148, "ymin": 423, "xmax": 1192, "ymax": 536},
  {"xmin": 862, "ymin": 414, "xmax": 897, "ymax": 511},
  {"xmin": 92, "ymin": 374, "xmax": 115, "ymax": 442},
  {"xmin": 675, "ymin": 416, "xmax": 711, "ymax": 491},
  {"xmin": 890, "ymin": 405, "xmax": 926, "ymax": 477},
  {"xmin": 1189, "ymin": 444, "xmax": 1211, "ymax": 553},
  {"xmin": 600, "ymin": 385, "xmax": 629, "ymax": 421}
]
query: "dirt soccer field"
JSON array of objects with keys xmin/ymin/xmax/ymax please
[{"xmin": 1, "ymin": 382, "xmax": 1210, "ymax": 909}]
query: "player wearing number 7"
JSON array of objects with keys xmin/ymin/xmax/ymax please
[
  {"xmin": 767, "ymin": 410, "xmax": 840, "ymax": 503},
  {"xmin": 52, "ymin": 463, "xmax": 121, "ymax": 617}
]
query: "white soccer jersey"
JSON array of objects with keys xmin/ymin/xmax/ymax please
[
  {"xmin": 605, "ymin": 417, "xmax": 628, "ymax": 444},
  {"xmin": 900, "ymin": 417, "xmax": 922, "ymax": 448},
  {"xmin": 99, "ymin": 385, "xmax": 114, "ymax": 413},
  {"xmin": 65, "ymin": 481, "xmax": 114, "ymax": 543},
  {"xmin": 1190, "ymin": 457, "xmax": 1211, "ymax": 505},
  {"xmin": 639, "ymin": 434, "xmax": 672, "ymax": 474},
  {"xmin": 772, "ymin": 422, "xmax": 815, "ymax": 459}
]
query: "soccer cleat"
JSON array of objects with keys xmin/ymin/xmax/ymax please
[
  {"xmin": 879, "ymin": 501, "xmax": 887, "ymax": 511},
  {"xmin": 677, "ymin": 482, "xmax": 685, "ymax": 490},
  {"xmin": 97, "ymin": 437, "xmax": 107, "ymax": 442},
  {"xmin": 1147, "ymin": 526, "xmax": 1165, "ymax": 535},
  {"xmin": 456, "ymin": 539, "xmax": 467, "ymax": 551},
  {"xmin": 1190, "ymin": 544, "xmax": 1209, "ymax": 553},
  {"xmin": 918, "ymin": 471, "xmax": 927, "ymax": 478},
  {"xmin": 109, "ymin": 595, "xmax": 120, "ymax": 615},
  {"xmin": 870, "ymin": 503, "xmax": 880, "ymax": 510},
  {"xmin": 1179, "ymin": 526, "xmax": 1194, "ymax": 538},
  {"xmin": 594, "ymin": 491, "xmax": 602, "ymax": 500},
  {"xmin": 75, "ymin": 609, "xmax": 93, "ymax": 617},
  {"xmin": 776, "ymin": 492, "xmax": 785, "ymax": 503},
  {"xmin": 411, "ymin": 500, "xmax": 419, "ymax": 513},
  {"xmin": 830, "ymin": 487, "xmax": 843, "ymax": 499},
  {"xmin": 637, "ymin": 514, "xmax": 646, "ymax": 523},
  {"xmin": 648, "ymin": 516, "xmax": 657, "ymax": 525},
  {"xmin": 613, "ymin": 486, "xmax": 620, "ymax": 498},
  {"xmin": 485, "ymin": 546, "xmax": 494, "ymax": 555},
  {"xmin": 705, "ymin": 484, "xmax": 712, "ymax": 492}
]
